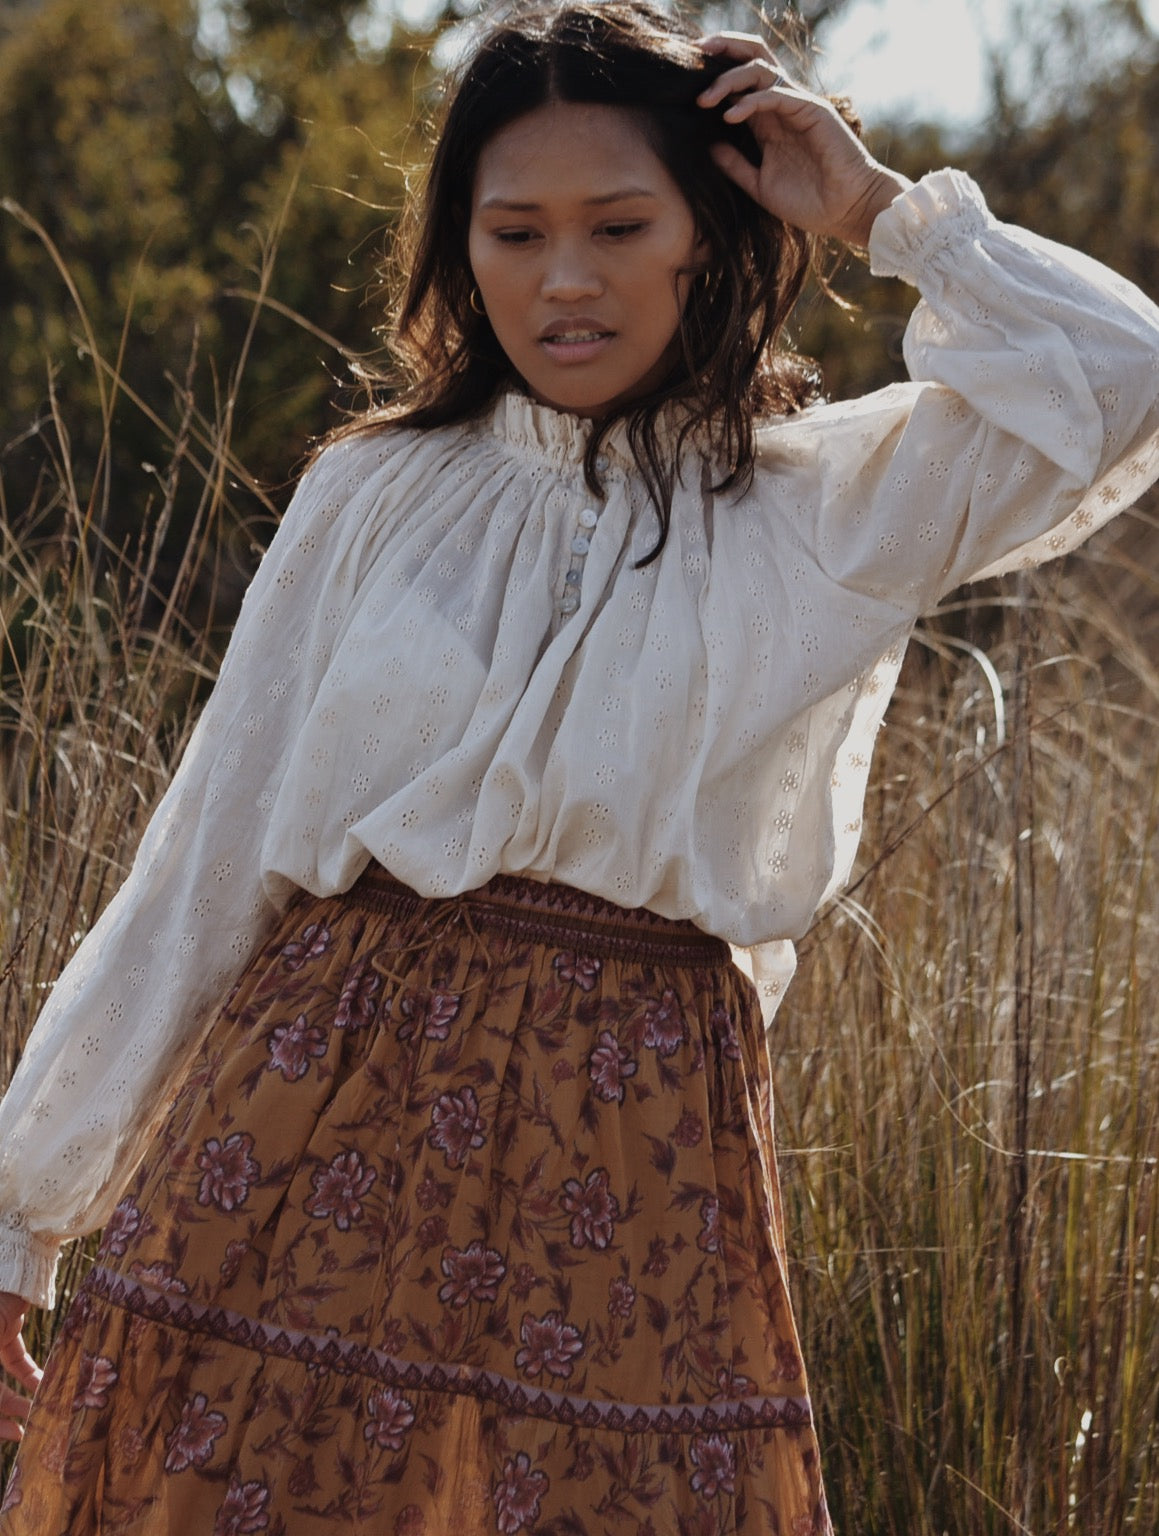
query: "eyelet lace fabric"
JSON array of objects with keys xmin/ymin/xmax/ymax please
[{"xmin": 4, "ymin": 168, "xmax": 1159, "ymax": 1306}]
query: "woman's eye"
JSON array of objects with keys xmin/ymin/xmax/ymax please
[
  {"xmin": 494, "ymin": 229, "xmax": 538, "ymax": 245},
  {"xmin": 601, "ymin": 221, "xmax": 647, "ymax": 239}
]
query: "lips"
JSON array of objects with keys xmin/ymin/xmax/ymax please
[
  {"xmin": 538, "ymin": 317, "xmax": 616, "ymax": 365},
  {"xmin": 538, "ymin": 316, "xmax": 614, "ymax": 342}
]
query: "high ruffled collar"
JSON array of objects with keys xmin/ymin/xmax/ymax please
[{"xmin": 490, "ymin": 391, "xmax": 696, "ymax": 473}]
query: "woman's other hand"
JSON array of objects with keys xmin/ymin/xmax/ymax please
[
  {"xmin": 698, "ymin": 32, "xmax": 912, "ymax": 247},
  {"xmin": 0, "ymin": 1290, "xmax": 42, "ymax": 1442}
]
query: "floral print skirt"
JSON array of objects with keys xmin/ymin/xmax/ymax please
[{"xmin": 1, "ymin": 867, "xmax": 831, "ymax": 1535}]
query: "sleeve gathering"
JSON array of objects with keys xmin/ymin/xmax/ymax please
[{"xmin": 799, "ymin": 169, "xmax": 1159, "ymax": 612}]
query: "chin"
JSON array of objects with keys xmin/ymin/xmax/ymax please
[
  {"xmin": 526, "ymin": 372, "xmax": 661, "ymax": 420},
  {"xmin": 524, "ymin": 382, "xmax": 613, "ymax": 418}
]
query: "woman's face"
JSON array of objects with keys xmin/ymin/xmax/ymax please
[{"xmin": 468, "ymin": 100, "xmax": 707, "ymax": 417}]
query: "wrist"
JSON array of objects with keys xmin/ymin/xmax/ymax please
[{"xmin": 842, "ymin": 168, "xmax": 913, "ymax": 248}]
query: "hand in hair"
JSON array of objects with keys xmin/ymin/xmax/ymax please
[
  {"xmin": 698, "ymin": 32, "xmax": 911, "ymax": 248},
  {"xmin": 0, "ymin": 1288, "xmax": 41, "ymax": 1442}
]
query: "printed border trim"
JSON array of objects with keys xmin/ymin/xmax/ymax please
[{"xmin": 87, "ymin": 1264, "xmax": 813, "ymax": 1436}]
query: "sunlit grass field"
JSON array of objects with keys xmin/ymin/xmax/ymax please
[{"xmin": 1, "ymin": 290, "xmax": 1156, "ymax": 1533}]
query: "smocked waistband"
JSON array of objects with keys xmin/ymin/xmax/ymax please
[{"xmin": 340, "ymin": 865, "xmax": 730, "ymax": 969}]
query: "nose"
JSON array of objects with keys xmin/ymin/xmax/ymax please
[{"xmin": 540, "ymin": 237, "xmax": 603, "ymax": 302}]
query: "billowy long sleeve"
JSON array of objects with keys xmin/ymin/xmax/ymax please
[{"xmin": 0, "ymin": 437, "xmax": 391, "ymax": 1306}]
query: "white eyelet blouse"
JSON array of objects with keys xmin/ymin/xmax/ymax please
[{"xmin": 4, "ymin": 169, "xmax": 1159, "ymax": 1307}]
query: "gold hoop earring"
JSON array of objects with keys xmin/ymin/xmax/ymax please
[
  {"xmin": 469, "ymin": 287, "xmax": 486, "ymax": 316},
  {"xmin": 698, "ymin": 270, "xmax": 713, "ymax": 293}
]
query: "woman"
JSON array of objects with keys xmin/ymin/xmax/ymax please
[{"xmin": 1, "ymin": 2, "xmax": 1157, "ymax": 1531}]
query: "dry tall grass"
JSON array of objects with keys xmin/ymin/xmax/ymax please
[
  {"xmin": 1, "ymin": 239, "xmax": 1157, "ymax": 1532},
  {"xmin": 779, "ymin": 542, "xmax": 1159, "ymax": 1532}
]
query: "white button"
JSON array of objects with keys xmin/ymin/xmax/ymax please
[
  {"xmin": 561, "ymin": 595, "xmax": 579, "ymax": 614},
  {"xmin": 564, "ymin": 569, "xmax": 580, "ymax": 585},
  {"xmin": 579, "ymin": 508, "xmax": 598, "ymax": 529},
  {"xmin": 595, "ymin": 454, "xmax": 610, "ymax": 473},
  {"xmin": 571, "ymin": 535, "xmax": 591, "ymax": 556}
]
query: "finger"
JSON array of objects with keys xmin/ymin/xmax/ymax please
[
  {"xmin": 722, "ymin": 84, "xmax": 813, "ymax": 124},
  {"xmin": 700, "ymin": 31, "xmax": 778, "ymax": 64},
  {"xmin": 0, "ymin": 1333, "xmax": 43, "ymax": 1393},
  {"xmin": 698, "ymin": 58, "xmax": 788, "ymax": 108},
  {"xmin": 0, "ymin": 1384, "xmax": 33, "ymax": 1420},
  {"xmin": 709, "ymin": 142, "xmax": 761, "ymax": 203},
  {"xmin": 0, "ymin": 1382, "xmax": 34, "ymax": 1443}
]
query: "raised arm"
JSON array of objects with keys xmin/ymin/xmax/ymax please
[{"xmin": 702, "ymin": 30, "xmax": 1159, "ymax": 607}]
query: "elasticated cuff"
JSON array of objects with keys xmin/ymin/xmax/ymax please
[
  {"xmin": 0, "ymin": 1219, "xmax": 61, "ymax": 1310},
  {"xmin": 868, "ymin": 168, "xmax": 996, "ymax": 284}
]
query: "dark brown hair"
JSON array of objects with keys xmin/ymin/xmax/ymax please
[{"xmin": 340, "ymin": 0, "xmax": 841, "ymax": 561}]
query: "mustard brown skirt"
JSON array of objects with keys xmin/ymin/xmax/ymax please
[{"xmin": 0, "ymin": 869, "xmax": 831, "ymax": 1535}]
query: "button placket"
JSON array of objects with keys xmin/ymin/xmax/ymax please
[{"xmin": 558, "ymin": 497, "xmax": 605, "ymax": 620}]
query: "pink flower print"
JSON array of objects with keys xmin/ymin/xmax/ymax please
[
  {"xmin": 163, "ymin": 1392, "xmax": 228, "ymax": 1473},
  {"xmin": 509, "ymin": 1261, "xmax": 539, "ymax": 1301},
  {"xmin": 607, "ymin": 1275, "xmax": 636, "ymax": 1318},
  {"xmin": 416, "ymin": 1169, "xmax": 451, "ymax": 1211},
  {"xmin": 334, "ymin": 959, "xmax": 380, "ymax": 1030},
  {"xmin": 438, "ymin": 1240, "xmax": 507, "ymax": 1307},
  {"xmin": 493, "ymin": 1450, "xmax": 549, "ymax": 1534},
  {"xmin": 113, "ymin": 1427, "xmax": 143, "ymax": 1475},
  {"xmin": 552, "ymin": 951, "xmax": 602, "ymax": 991},
  {"xmin": 280, "ymin": 921, "xmax": 331, "ymax": 972},
  {"xmin": 74, "ymin": 1352, "xmax": 118, "ymax": 1411},
  {"xmin": 416, "ymin": 1214, "xmax": 449, "ymax": 1250},
  {"xmin": 219, "ymin": 1239, "xmax": 249, "ymax": 1286},
  {"xmin": 714, "ymin": 1366, "xmax": 756, "ymax": 1398},
  {"xmin": 697, "ymin": 1194, "xmax": 721, "ymax": 1254},
  {"xmin": 642, "ymin": 989, "xmax": 686, "ymax": 1057},
  {"xmin": 127, "ymin": 1260, "xmax": 189, "ymax": 1296},
  {"xmin": 642, "ymin": 1235, "xmax": 670, "ymax": 1277},
  {"xmin": 560, "ymin": 1167, "xmax": 619, "ymax": 1250},
  {"xmin": 709, "ymin": 1005, "xmax": 742, "ymax": 1061},
  {"xmin": 690, "ymin": 1432, "xmax": 736, "ymax": 1498},
  {"xmin": 588, "ymin": 1030, "xmax": 637, "ymax": 1104},
  {"xmin": 99, "ymin": 1196, "xmax": 141, "ymax": 1258},
  {"xmin": 672, "ymin": 1108, "xmax": 704, "ymax": 1147},
  {"xmin": 363, "ymin": 1386, "xmax": 415, "ymax": 1452},
  {"xmin": 305, "ymin": 1149, "xmax": 377, "ymax": 1231},
  {"xmin": 379, "ymin": 1317, "xmax": 408, "ymax": 1356},
  {"xmin": 568, "ymin": 1440, "xmax": 596, "ymax": 1480},
  {"xmin": 427, "ymin": 1085, "xmax": 486, "ymax": 1169},
  {"xmin": 776, "ymin": 1339, "xmax": 803, "ymax": 1383},
  {"xmin": 197, "ymin": 1132, "xmax": 259, "ymax": 1212},
  {"xmin": 213, "ymin": 1474, "xmax": 271, "ymax": 1534},
  {"xmin": 515, "ymin": 1309, "xmax": 584, "ymax": 1380},
  {"xmin": 266, "ymin": 1013, "xmax": 328, "ymax": 1081},
  {"xmin": 398, "ymin": 986, "xmax": 463, "ymax": 1042}
]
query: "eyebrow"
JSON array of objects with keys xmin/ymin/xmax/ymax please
[{"xmin": 477, "ymin": 189, "xmax": 660, "ymax": 211}]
